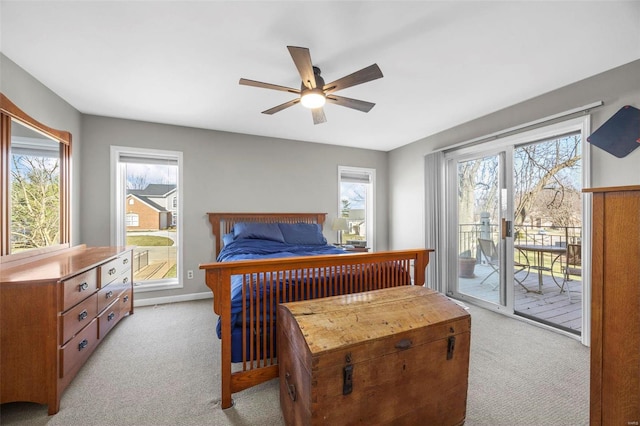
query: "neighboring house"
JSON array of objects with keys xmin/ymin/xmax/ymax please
[
  {"xmin": 345, "ymin": 208, "xmax": 366, "ymax": 237},
  {"xmin": 126, "ymin": 184, "xmax": 177, "ymax": 231}
]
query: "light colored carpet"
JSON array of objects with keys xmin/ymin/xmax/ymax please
[{"xmin": 0, "ymin": 299, "xmax": 589, "ymax": 425}]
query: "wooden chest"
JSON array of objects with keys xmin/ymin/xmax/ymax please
[{"xmin": 277, "ymin": 286, "xmax": 471, "ymax": 426}]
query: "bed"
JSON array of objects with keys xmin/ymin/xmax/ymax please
[{"xmin": 199, "ymin": 212, "xmax": 433, "ymax": 409}]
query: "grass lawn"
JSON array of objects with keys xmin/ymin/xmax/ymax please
[
  {"xmin": 166, "ymin": 264, "xmax": 177, "ymax": 278},
  {"xmin": 126, "ymin": 235, "xmax": 174, "ymax": 246}
]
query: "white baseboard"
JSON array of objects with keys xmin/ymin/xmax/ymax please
[{"xmin": 133, "ymin": 291, "xmax": 212, "ymax": 307}]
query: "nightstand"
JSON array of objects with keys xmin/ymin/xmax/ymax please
[{"xmin": 343, "ymin": 247, "xmax": 369, "ymax": 252}]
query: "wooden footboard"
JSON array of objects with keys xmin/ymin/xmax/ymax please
[{"xmin": 199, "ymin": 249, "xmax": 432, "ymax": 409}]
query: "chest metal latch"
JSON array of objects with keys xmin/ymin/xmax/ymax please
[
  {"xmin": 343, "ymin": 353, "xmax": 353, "ymax": 395},
  {"xmin": 447, "ymin": 335, "xmax": 456, "ymax": 360}
]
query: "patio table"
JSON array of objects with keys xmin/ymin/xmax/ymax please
[{"xmin": 514, "ymin": 244, "xmax": 566, "ymax": 293}]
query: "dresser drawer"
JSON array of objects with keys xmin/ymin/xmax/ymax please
[
  {"xmin": 60, "ymin": 319, "xmax": 98, "ymax": 378},
  {"xmin": 99, "ymin": 252, "xmax": 132, "ymax": 288},
  {"xmin": 97, "ymin": 276, "xmax": 130, "ymax": 313},
  {"xmin": 98, "ymin": 302, "xmax": 122, "ymax": 339},
  {"xmin": 119, "ymin": 287, "xmax": 133, "ymax": 315},
  {"xmin": 60, "ymin": 293, "xmax": 98, "ymax": 345},
  {"xmin": 62, "ymin": 269, "xmax": 98, "ymax": 311}
]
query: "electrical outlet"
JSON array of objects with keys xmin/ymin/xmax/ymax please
[{"xmin": 187, "ymin": 270, "xmax": 194, "ymax": 279}]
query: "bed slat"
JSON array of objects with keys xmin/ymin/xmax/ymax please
[{"xmin": 201, "ymin": 248, "xmax": 433, "ymax": 409}]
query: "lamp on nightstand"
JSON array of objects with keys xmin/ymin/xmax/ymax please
[{"xmin": 331, "ymin": 217, "xmax": 349, "ymax": 245}]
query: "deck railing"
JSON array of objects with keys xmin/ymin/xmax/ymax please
[
  {"xmin": 133, "ymin": 249, "xmax": 149, "ymax": 272},
  {"xmin": 459, "ymin": 223, "xmax": 581, "ymax": 263}
]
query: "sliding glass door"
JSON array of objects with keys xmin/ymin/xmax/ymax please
[
  {"xmin": 447, "ymin": 149, "xmax": 516, "ymax": 309},
  {"xmin": 442, "ymin": 117, "xmax": 587, "ymax": 338},
  {"xmin": 511, "ymin": 134, "xmax": 583, "ymax": 334}
]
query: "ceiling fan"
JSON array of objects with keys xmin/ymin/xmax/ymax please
[{"xmin": 239, "ymin": 46, "xmax": 383, "ymax": 125}]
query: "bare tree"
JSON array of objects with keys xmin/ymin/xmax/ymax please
[
  {"xmin": 458, "ymin": 156, "xmax": 499, "ymax": 225},
  {"xmin": 128, "ymin": 172, "xmax": 149, "ymax": 190},
  {"xmin": 513, "ymin": 134, "xmax": 581, "ymax": 226},
  {"xmin": 10, "ymin": 155, "xmax": 60, "ymax": 250},
  {"xmin": 458, "ymin": 160, "xmax": 481, "ymax": 226},
  {"xmin": 456, "ymin": 134, "xmax": 580, "ymax": 240}
]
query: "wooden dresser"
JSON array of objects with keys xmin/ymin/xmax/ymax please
[
  {"xmin": 584, "ymin": 185, "xmax": 640, "ymax": 425},
  {"xmin": 0, "ymin": 245, "xmax": 134, "ymax": 415}
]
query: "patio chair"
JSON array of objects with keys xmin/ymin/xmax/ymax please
[
  {"xmin": 478, "ymin": 238, "xmax": 502, "ymax": 290},
  {"xmin": 478, "ymin": 238, "xmax": 530, "ymax": 292},
  {"xmin": 562, "ymin": 243, "xmax": 581, "ymax": 301}
]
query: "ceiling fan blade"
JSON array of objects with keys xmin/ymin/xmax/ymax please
[
  {"xmin": 323, "ymin": 64, "xmax": 383, "ymax": 94},
  {"xmin": 262, "ymin": 99, "xmax": 300, "ymax": 115},
  {"xmin": 287, "ymin": 46, "xmax": 316, "ymax": 89},
  {"xmin": 239, "ymin": 78, "xmax": 300, "ymax": 94},
  {"xmin": 311, "ymin": 107, "xmax": 326, "ymax": 125},
  {"xmin": 326, "ymin": 95, "xmax": 375, "ymax": 113}
]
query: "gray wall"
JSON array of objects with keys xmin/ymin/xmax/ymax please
[
  {"xmin": 80, "ymin": 116, "xmax": 389, "ymax": 301},
  {"xmin": 2, "ymin": 53, "xmax": 389, "ymax": 302},
  {"xmin": 6, "ymin": 50, "xmax": 639, "ymax": 301},
  {"xmin": 1, "ymin": 54, "xmax": 83, "ymax": 245},
  {"xmin": 388, "ymin": 59, "xmax": 640, "ymax": 250}
]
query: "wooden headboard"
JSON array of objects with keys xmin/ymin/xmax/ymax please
[{"xmin": 207, "ymin": 212, "xmax": 327, "ymax": 259}]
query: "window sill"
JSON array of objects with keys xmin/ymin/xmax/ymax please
[{"xmin": 133, "ymin": 280, "xmax": 183, "ymax": 293}]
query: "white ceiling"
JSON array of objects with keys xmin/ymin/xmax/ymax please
[{"xmin": 2, "ymin": 1, "xmax": 639, "ymax": 151}]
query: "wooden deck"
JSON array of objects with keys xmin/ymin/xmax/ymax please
[
  {"xmin": 134, "ymin": 261, "xmax": 172, "ymax": 281},
  {"xmin": 459, "ymin": 264, "xmax": 582, "ymax": 334}
]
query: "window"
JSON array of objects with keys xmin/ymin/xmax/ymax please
[
  {"xmin": 10, "ymin": 134, "xmax": 61, "ymax": 251},
  {"xmin": 125, "ymin": 213, "xmax": 139, "ymax": 227},
  {"xmin": 1, "ymin": 93, "xmax": 71, "ymax": 258},
  {"xmin": 111, "ymin": 146, "xmax": 183, "ymax": 291},
  {"xmin": 338, "ymin": 166, "xmax": 375, "ymax": 250}
]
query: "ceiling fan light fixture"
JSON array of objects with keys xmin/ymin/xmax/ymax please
[{"xmin": 300, "ymin": 89, "xmax": 326, "ymax": 109}]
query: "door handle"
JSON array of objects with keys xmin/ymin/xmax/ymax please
[{"xmin": 501, "ymin": 219, "xmax": 513, "ymax": 239}]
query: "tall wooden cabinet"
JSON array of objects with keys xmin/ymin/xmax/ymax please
[
  {"xmin": 0, "ymin": 245, "xmax": 134, "ymax": 415},
  {"xmin": 585, "ymin": 185, "xmax": 640, "ymax": 425}
]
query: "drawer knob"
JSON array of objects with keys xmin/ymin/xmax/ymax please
[
  {"xmin": 78, "ymin": 339, "xmax": 89, "ymax": 351},
  {"xmin": 79, "ymin": 282, "xmax": 89, "ymax": 292},
  {"xmin": 107, "ymin": 312, "xmax": 115, "ymax": 322},
  {"xmin": 105, "ymin": 290, "xmax": 113, "ymax": 299},
  {"xmin": 78, "ymin": 310, "xmax": 88, "ymax": 321},
  {"xmin": 123, "ymin": 277, "xmax": 129, "ymax": 284},
  {"xmin": 123, "ymin": 258, "xmax": 129, "ymax": 264},
  {"xmin": 108, "ymin": 268, "xmax": 116, "ymax": 275},
  {"xmin": 123, "ymin": 295, "xmax": 129, "ymax": 303}
]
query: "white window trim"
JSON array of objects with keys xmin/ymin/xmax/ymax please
[
  {"xmin": 110, "ymin": 145, "xmax": 184, "ymax": 292},
  {"xmin": 338, "ymin": 166, "xmax": 375, "ymax": 251}
]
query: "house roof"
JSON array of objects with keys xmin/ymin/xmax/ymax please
[
  {"xmin": 2, "ymin": 2, "xmax": 639, "ymax": 151},
  {"xmin": 126, "ymin": 194, "xmax": 167, "ymax": 213},
  {"xmin": 129, "ymin": 184, "xmax": 176, "ymax": 198}
]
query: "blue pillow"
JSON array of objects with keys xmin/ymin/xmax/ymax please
[
  {"xmin": 222, "ymin": 232, "xmax": 235, "ymax": 246},
  {"xmin": 278, "ymin": 223, "xmax": 327, "ymax": 245},
  {"xmin": 233, "ymin": 222, "xmax": 285, "ymax": 243}
]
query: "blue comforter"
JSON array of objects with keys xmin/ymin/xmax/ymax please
[
  {"xmin": 216, "ymin": 238, "xmax": 346, "ymax": 262},
  {"xmin": 216, "ymin": 238, "xmax": 346, "ymax": 357}
]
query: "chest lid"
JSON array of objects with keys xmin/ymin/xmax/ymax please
[{"xmin": 279, "ymin": 286, "xmax": 470, "ymax": 362}]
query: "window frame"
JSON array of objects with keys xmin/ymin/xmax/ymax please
[
  {"xmin": 1, "ymin": 93, "xmax": 71, "ymax": 259},
  {"xmin": 110, "ymin": 145, "xmax": 183, "ymax": 292},
  {"xmin": 337, "ymin": 166, "xmax": 375, "ymax": 251}
]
